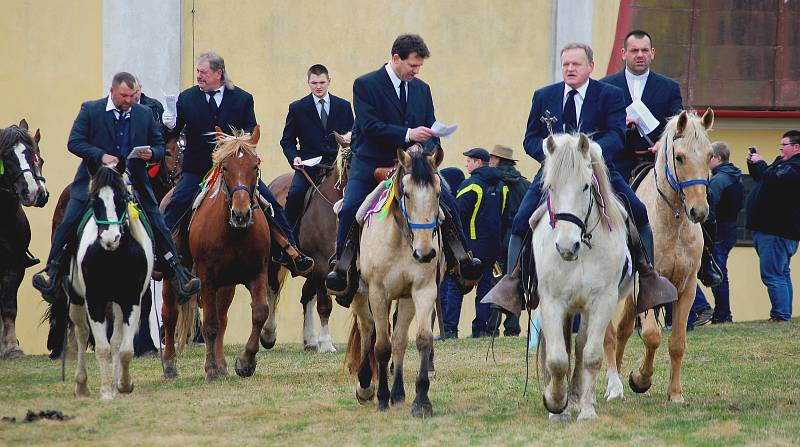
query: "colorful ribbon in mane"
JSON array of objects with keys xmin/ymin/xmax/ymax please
[
  {"xmin": 199, "ymin": 163, "xmax": 222, "ymax": 192},
  {"xmin": 363, "ymin": 176, "xmax": 397, "ymax": 226}
]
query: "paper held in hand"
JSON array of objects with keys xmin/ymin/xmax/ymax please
[
  {"xmin": 301, "ymin": 156, "xmax": 322, "ymax": 167},
  {"xmin": 626, "ymin": 99, "xmax": 660, "ymax": 135},
  {"xmin": 431, "ymin": 121, "xmax": 459, "ymax": 138},
  {"xmin": 127, "ymin": 146, "xmax": 151, "ymax": 160},
  {"xmin": 164, "ymin": 95, "xmax": 178, "ymax": 115}
]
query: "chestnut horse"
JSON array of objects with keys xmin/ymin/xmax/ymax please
[
  {"xmin": 162, "ymin": 127, "xmax": 272, "ymax": 381},
  {"xmin": 605, "ymin": 109, "xmax": 714, "ymax": 403}
]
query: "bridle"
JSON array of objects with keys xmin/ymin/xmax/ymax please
[
  {"xmin": 654, "ymin": 132, "xmax": 710, "ymax": 219},
  {"xmin": 395, "ymin": 173, "xmax": 440, "ymax": 248},
  {"xmin": 217, "ymin": 152, "xmax": 260, "ymax": 227},
  {"xmin": 0, "ymin": 138, "xmax": 47, "ymax": 196},
  {"xmin": 546, "ymin": 174, "xmax": 611, "ymax": 250}
]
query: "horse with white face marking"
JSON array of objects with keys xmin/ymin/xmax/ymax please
[{"xmin": 68, "ymin": 159, "xmax": 154, "ymax": 399}]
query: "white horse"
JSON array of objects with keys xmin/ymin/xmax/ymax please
[{"xmin": 533, "ymin": 133, "xmax": 632, "ymax": 421}]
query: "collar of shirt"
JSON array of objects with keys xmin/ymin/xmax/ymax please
[
  {"xmin": 384, "ymin": 62, "xmax": 403, "ymax": 98},
  {"xmin": 105, "ymin": 96, "xmax": 130, "ymax": 119},
  {"xmin": 313, "ymin": 92, "xmax": 331, "ymax": 116},
  {"xmin": 624, "ymin": 68, "xmax": 649, "ymax": 100},
  {"xmin": 203, "ymin": 84, "xmax": 225, "ymax": 107}
]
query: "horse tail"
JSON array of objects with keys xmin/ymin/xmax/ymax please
[
  {"xmin": 345, "ymin": 315, "xmax": 361, "ymax": 376},
  {"xmin": 174, "ymin": 300, "xmax": 196, "ymax": 354}
]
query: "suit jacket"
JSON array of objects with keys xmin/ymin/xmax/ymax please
[
  {"xmin": 67, "ymin": 97, "xmax": 165, "ymax": 201},
  {"xmin": 171, "ymin": 85, "xmax": 257, "ymax": 175},
  {"xmin": 600, "ymin": 70, "xmax": 682, "ymax": 176},
  {"xmin": 279, "ymin": 93, "xmax": 354, "ymax": 165},
  {"xmin": 139, "ymin": 92, "xmax": 166, "ymax": 137},
  {"xmin": 351, "ymin": 65, "xmax": 437, "ymax": 165},
  {"xmin": 522, "ymin": 78, "xmax": 626, "ymax": 168}
]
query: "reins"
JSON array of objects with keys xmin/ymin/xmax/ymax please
[{"xmin": 298, "ymin": 165, "xmax": 336, "ymax": 206}]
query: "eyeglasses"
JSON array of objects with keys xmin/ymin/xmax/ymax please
[{"xmin": 779, "ymin": 142, "xmax": 797, "ymax": 149}]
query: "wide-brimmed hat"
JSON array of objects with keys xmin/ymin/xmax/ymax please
[
  {"xmin": 490, "ymin": 144, "xmax": 517, "ymax": 161},
  {"xmin": 462, "ymin": 147, "xmax": 490, "ymax": 162}
]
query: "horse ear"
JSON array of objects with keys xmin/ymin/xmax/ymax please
[
  {"xmin": 19, "ymin": 119, "xmax": 28, "ymax": 130},
  {"xmin": 334, "ymin": 131, "xmax": 352, "ymax": 148},
  {"xmin": 431, "ymin": 144, "xmax": 444, "ymax": 168},
  {"xmin": 676, "ymin": 111, "xmax": 688, "ymax": 134},
  {"xmin": 249, "ymin": 125, "xmax": 261, "ymax": 145},
  {"xmin": 545, "ymin": 135, "xmax": 557, "ymax": 156},
  {"xmin": 577, "ymin": 133, "xmax": 590, "ymax": 155},
  {"xmin": 397, "ymin": 148, "xmax": 411, "ymax": 169},
  {"xmin": 701, "ymin": 107, "xmax": 714, "ymax": 130},
  {"xmin": 34, "ymin": 129, "xmax": 41, "ymax": 143}
]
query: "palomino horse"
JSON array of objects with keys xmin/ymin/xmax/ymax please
[
  {"xmin": 162, "ymin": 127, "xmax": 272, "ymax": 381},
  {"xmin": 262, "ymin": 132, "xmax": 351, "ymax": 353},
  {"xmin": 345, "ymin": 145, "xmax": 443, "ymax": 417},
  {"xmin": 67, "ymin": 160, "xmax": 154, "ymax": 399},
  {"xmin": 534, "ymin": 133, "xmax": 631, "ymax": 421},
  {"xmin": 605, "ymin": 109, "xmax": 714, "ymax": 403},
  {"xmin": 0, "ymin": 120, "xmax": 48, "ymax": 359}
]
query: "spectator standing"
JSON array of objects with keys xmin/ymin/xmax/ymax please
[{"xmin": 438, "ymin": 167, "xmax": 466, "ymax": 339}]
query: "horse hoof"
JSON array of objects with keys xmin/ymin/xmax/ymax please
[
  {"xmin": 410, "ymin": 400, "xmax": 433, "ymax": 418},
  {"xmin": 391, "ymin": 393, "xmax": 406, "ymax": 405},
  {"xmin": 260, "ymin": 333, "xmax": 276, "ymax": 350},
  {"xmin": 163, "ymin": 362, "xmax": 178, "ymax": 379},
  {"xmin": 3, "ymin": 348, "xmax": 24, "ymax": 359},
  {"xmin": 543, "ymin": 394, "xmax": 568, "ymax": 415},
  {"xmin": 355, "ymin": 384, "xmax": 375, "ymax": 404},
  {"xmin": 317, "ymin": 340, "xmax": 337, "ymax": 353},
  {"xmin": 74, "ymin": 383, "xmax": 90, "ymax": 398},
  {"xmin": 235, "ymin": 357, "xmax": 256, "ymax": 378},
  {"xmin": 628, "ymin": 371, "xmax": 651, "ymax": 394},
  {"xmin": 205, "ymin": 367, "xmax": 227, "ymax": 382},
  {"xmin": 577, "ymin": 408, "xmax": 598, "ymax": 421},
  {"xmin": 377, "ymin": 401, "xmax": 390, "ymax": 412},
  {"xmin": 303, "ymin": 343, "xmax": 317, "ymax": 352},
  {"xmin": 548, "ymin": 412, "xmax": 571, "ymax": 422},
  {"xmin": 668, "ymin": 393, "xmax": 686, "ymax": 404},
  {"xmin": 117, "ymin": 383, "xmax": 135, "ymax": 394},
  {"xmin": 428, "ymin": 370, "xmax": 436, "ymax": 381}
]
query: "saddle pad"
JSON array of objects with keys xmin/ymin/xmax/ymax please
[{"xmin": 356, "ymin": 180, "xmax": 390, "ymax": 226}]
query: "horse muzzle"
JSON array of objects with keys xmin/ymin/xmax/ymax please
[
  {"xmin": 555, "ymin": 240, "xmax": 580, "ymax": 261},
  {"xmin": 413, "ymin": 248, "xmax": 437, "ymax": 263},
  {"xmin": 229, "ymin": 208, "xmax": 254, "ymax": 229},
  {"xmin": 99, "ymin": 229, "xmax": 122, "ymax": 251},
  {"xmin": 687, "ymin": 205, "xmax": 708, "ymax": 224}
]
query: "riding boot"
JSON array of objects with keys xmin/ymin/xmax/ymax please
[
  {"xmin": 325, "ymin": 222, "xmax": 360, "ymax": 307},
  {"xmin": 23, "ymin": 249, "xmax": 40, "ymax": 269},
  {"xmin": 263, "ymin": 206, "xmax": 314, "ymax": 277},
  {"xmin": 480, "ymin": 231, "xmax": 535, "ymax": 319},
  {"xmin": 440, "ymin": 207, "xmax": 482, "ymax": 294},
  {"xmin": 630, "ymin": 223, "xmax": 678, "ymax": 314},
  {"xmin": 163, "ymin": 253, "xmax": 201, "ymax": 305},
  {"xmin": 697, "ymin": 218, "xmax": 722, "ymax": 288},
  {"xmin": 32, "ymin": 244, "xmax": 69, "ymax": 300}
]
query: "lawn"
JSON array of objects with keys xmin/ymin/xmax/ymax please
[{"xmin": 1, "ymin": 320, "xmax": 798, "ymax": 446}]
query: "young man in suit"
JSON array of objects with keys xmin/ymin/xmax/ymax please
[
  {"xmin": 505, "ymin": 43, "xmax": 676, "ymax": 312},
  {"xmin": 280, "ymin": 64, "xmax": 354, "ymax": 227},
  {"xmin": 32, "ymin": 72, "xmax": 200, "ymax": 301},
  {"xmin": 161, "ymin": 51, "xmax": 312, "ymax": 282},
  {"xmin": 601, "ymin": 30, "xmax": 721, "ymax": 287},
  {"xmin": 325, "ymin": 34, "xmax": 482, "ymax": 307}
]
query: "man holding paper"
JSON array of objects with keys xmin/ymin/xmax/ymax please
[
  {"xmin": 280, "ymin": 64, "xmax": 354, "ymax": 227},
  {"xmin": 325, "ymin": 34, "xmax": 482, "ymax": 306}
]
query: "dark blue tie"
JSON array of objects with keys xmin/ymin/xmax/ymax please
[
  {"xmin": 563, "ymin": 89, "xmax": 578, "ymax": 133},
  {"xmin": 319, "ymin": 98, "xmax": 328, "ymax": 129},
  {"xmin": 207, "ymin": 90, "xmax": 220, "ymax": 120},
  {"xmin": 399, "ymin": 81, "xmax": 407, "ymax": 115}
]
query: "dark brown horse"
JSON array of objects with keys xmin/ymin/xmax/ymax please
[
  {"xmin": 162, "ymin": 127, "xmax": 271, "ymax": 381},
  {"xmin": 261, "ymin": 133, "xmax": 351, "ymax": 352},
  {"xmin": 0, "ymin": 120, "xmax": 48, "ymax": 359}
]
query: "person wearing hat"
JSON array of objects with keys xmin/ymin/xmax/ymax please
[
  {"xmin": 488, "ymin": 144, "xmax": 530, "ymax": 336},
  {"xmin": 457, "ymin": 148, "xmax": 509, "ymax": 337}
]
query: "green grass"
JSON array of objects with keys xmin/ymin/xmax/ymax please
[{"xmin": 1, "ymin": 320, "xmax": 798, "ymax": 446}]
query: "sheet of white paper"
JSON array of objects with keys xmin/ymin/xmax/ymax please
[
  {"xmin": 431, "ymin": 121, "xmax": 459, "ymax": 138},
  {"xmin": 626, "ymin": 99, "xmax": 660, "ymax": 135},
  {"xmin": 301, "ymin": 156, "xmax": 322, "ymax": 167},
  {"xmin": 127, "ymin": 146, "xmax": 150, "ymax": 160},
  {"xmin": 164, "ymin": 94, "xmax": 178, "ymax": 114}
]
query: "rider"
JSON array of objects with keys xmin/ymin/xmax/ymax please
[
  {"xmin": 32, "ymin": 72, "xmax": 201, "ymax": 302},
  {"xmin": 325, "ymin": 34, "xmax": 483, "ymax": 306},
  {"xmin": 279, "ymin": 64, "xmax": 354, "ymax": 228},
  {"xmin": 161, "ymin": 51, "xmax": 313, "ymax": 279},
  {"xmin": 505, "ymin": 42, "xmax": 676, "ymax": 313}
]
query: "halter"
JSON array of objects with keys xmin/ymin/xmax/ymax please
[
  {"xmin": 217, "ymin": 153, "xmax": 261, "ymax": 227},
  {"xmin": 546, "ymin": 174, "xmax": 610, "ymax": 250},
  {"xmin": 654, "ymin": 132, "xmax": 710, "ymax": 219},
  {"xmin": 94, "ymin": 206, "xmax": 129, "ymax": 226},
  {"xmin": 0, "ymin": 141, "xmax": 47, "ymax": 196},
  {"xmin": 392, "ymin": 172, "xmax": 440, "ymax": 249}
]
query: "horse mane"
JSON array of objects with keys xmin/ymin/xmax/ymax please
[
  {"xmin": 588, "ymin": 141, "xmax": 625, "ymax": 232},
  {"xmin": 0, "ymin": 125, "xmax": 34, "ymax": 154},
  {"xmin": 89, "ymin": 166, "xmax": 127, "ymax": 196},
  {"xmin": 406, "ymin": 148, "xmax": 437, "ymax": 186},
  {"xmin": 659, "ymin": 110, "xmax": 712, "ymax": 157},
  {"xmin": 210, "ymin": 129, "xmax": 258, "ymax": 163}
]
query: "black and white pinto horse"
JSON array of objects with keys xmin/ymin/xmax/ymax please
[
  {"xmin": 68, "ymin": 160, "xmax": 153, "ymax": 399},
  {"xmin": 0, "ymin": 119, "xmax": 48, "ymax": 359}
]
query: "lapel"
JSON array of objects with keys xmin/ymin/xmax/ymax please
[
  {"xmin": 378, "ymin": 66, "xmax": 403, "ymax": 116},
  {"xmin": 305, "ymin": 94, "xmax": 325, "ymax": 131},
  {"xmin": 579, "ymin": 80, "xmax": 598, "ymax": 131},
  {"xmin": 128, "ymin": 104, "xmax": 138, "ymax": 145},
  {"xmin": 618, "ymin": 72, "xmax": 633, "ymax": 104},
  {"xmin": 544, "ymin": 83, "xmax": 565, "ymax": 132},
  {"xmin": 640, "ymin": 72, "xmax": 658, "ymax": 106},
  {"xmin": 103, "ymin": 97, "xmax": 116, "ymax": 143},
  {"xmin": 216, "ymin": 88, "xmax": 230, "ymax": 125}
]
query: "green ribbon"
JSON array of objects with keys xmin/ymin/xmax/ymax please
[{"xmin": 0, "ymin": 159, "xmax": 4, "ymax": 175}]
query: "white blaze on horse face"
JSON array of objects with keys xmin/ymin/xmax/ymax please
[
  {"xmin": 98, "ymin": 186, "xmax": 122, "ymax": 251},
  {"xmin": 13, "ymin": 143, "xmax": 38, "ymax": 203}
]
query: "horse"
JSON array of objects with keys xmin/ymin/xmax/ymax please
[
  {"xmin": 344, "ymin": 144, "xmax": 443, "ymax": 417},
  {"xmin": 0, "ymin": 119, "xmax": 48, "ymax": 359},
  {"xmin": 605, "ymin": 109, "xmax": 714, "ymax": 403},
  {"xmin": 67, "ymin": 159, "xmax": 154, "ymax": 399},
  {"xmin": 161, "ymin": 126, "xmax": 272, "ymax": 381},
  {"xmin": 532, "ymin": 133, "xmax": 631, "ymax": 421},
  {"xmin": 262, "ymin": 132, "xmax": 351, "ymax": 353}
]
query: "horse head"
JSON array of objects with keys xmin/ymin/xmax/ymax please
[
  {"xmin": 0, "ymin": 119, "xmax": 49, "ymax": 207},
  {"xmin": 87, "ymin": 157, "xmax": 129, "ymax": 251},
  {"xmin": 658, "ymin": 108, "xmax": 714, "ymax": 223},
  {"xmin": 396, "ymin": 143, "xmax": 443, "ymax": 263},
  {"xmin": 212, "ymin": 125, "xmax": 261, "ymax": 229}
]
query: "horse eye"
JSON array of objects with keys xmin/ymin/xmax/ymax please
[
  {"xmin": 583, "ymin": 184, "xmax": 589, "ymax": 191},
  {"xmin": 676, "ymin": 155, "xmax": 685, "ymax": 164}
]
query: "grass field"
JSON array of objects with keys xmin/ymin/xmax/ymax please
[{"xmin": 1, "ymin": 319, "xmax": 798, "ymax": 446}]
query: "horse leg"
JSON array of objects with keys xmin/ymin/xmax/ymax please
[
  {"xmin": 390, "ymin": 299, "xmax": 415, "ymax": 405},
  {"xmin": 577, "ymin": 295, "xmax": 617, "ymax": 421},
  {"xmin": 109, "ymin": 304, "xmax": 124, "ymax": 392},
  {"xmin": 368, "ymin": 287, "xmax": 392, "ymax": 412},
  {"xmin": 567, "ymin": 315, "xmax": 585, "ymax": 415},
  {"xmin": 117, "ymin": 303, "xmax": 139, "ymax": 394},
  {"xmin": 237, "ymin": 279, "xmax": 267, "ymax": 378},
  {"xmin": 201, "ymin": 282, "xmax": 223, "ymax": 382},
  {"xmin": 213, "ymin": 286, "xmax": 235, "ymax": 377},
  {"xmin": 629, "ymin": 306, "xmax": 662, "ymax": 394},
  {"xmin": 666, "ymin": 283, "xmax": 694, "ymax": 403},
  {"xmin": 603, "ymin": 322, "xmax": 624, "ymax": 401},
  {"xmin": 541, "ymin": 301, "xmax": 570, "ymax": 416},
  {"xmin": 1, "ymin": 269, "xmax": 24, "ymax": 358},
  {"xmin": 301, "ymin": 281, "xmax": 318, "ymax": 351},
  {"xmin": 88, "ymin": 315, "xmax": 115, "ymax": 400},
  {"xmin": 69, "ymin": 303, "xmax": 90, "ymax": 397},
  {"xmin": 161, "ymin": 282, "xmax": 179, "ymax": 379},
  {"xmin": 410, "ymin": 285, "xmax": 436, "ymax": 418},
  {"xmin": 615, "ymin": 294, "xmax": 637, "ymax": 372},
  {"xmin": 316, "ymin": 284, "xmax": 336, "ymax": 353},
  {"xmin": 259, "ymin": 279, "xmax": 279, "ymax": 350},
  {"xmin": 352, "ymin": 291, "xmax": 376, "ymax": 403}
]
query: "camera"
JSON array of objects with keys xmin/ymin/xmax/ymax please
[{"xmin": 748, "ymin": 146, "xmax": 757, "ymax": 154}]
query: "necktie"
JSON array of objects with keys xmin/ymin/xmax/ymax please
[
  {"xmin": 399, "ymin": 81, "xmax": 407, "ymax": 115},
  {"xmin": 563, "ymin": 89, "xmax": 578, "ymax": 133},
  {"xmin": 115, "ymin": 109, "xmax": 128, "ymax": 121},
  {"xmin": 208, "ymin": 90, "xmax": 220, "ymax": 118},
  {"xmin": 319, "ymin": 98, "xmax": 328, "ymax": 129}
]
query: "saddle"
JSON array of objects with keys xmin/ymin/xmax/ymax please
[
  {"xmin": 629, "ymin": 161, "xmax": 655, "ymax": 192},
  {"xmin": 373, "ymin": 162, "xmax": 398, "ymax": 184}
]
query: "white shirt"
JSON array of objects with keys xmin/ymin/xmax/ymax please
[
  {"xmin": 384, "ymin": 62, "xmax": 411, "ymax": 142},
  {"xmin": 203, "ymin": 84, "xmax": 225, "ymax": 107},
  {"xmin": 624, "ymin": 68, "xmax": 649, "ymax": 101},
  {"xmin": 562, "ymin": 80, "xmax": 589, "ymax": 131},
  {"xmin": 313, "ymin": 92, "xmax": 330, "ymax": 119},
  {"xmin": 105, "ymin": 96, "xmax": 130, "ymax": 120}
]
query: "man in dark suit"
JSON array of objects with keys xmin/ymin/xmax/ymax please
[
  {"xmin": 506, "ymin": 43, "xmax": 675, "ymax": 312},
  {"xmin": 32, "ymin": 72, "xmax": 200, "ymax": 301},
  {"xmin": 325, "ymin": 34, "xmax": 481, "ymax": 306},
  {"xmin": 280, "ymin": 64, "xmax": 354, "ymax": 227},
  {"xmin": 161, "ymin": 51, "xmax": 312, "ymax": 279},
  {"xmin": 601, "ymin": 30, "xmax": 720, "ymax": 287}
]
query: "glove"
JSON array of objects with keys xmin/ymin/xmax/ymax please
[{"xmin": 162, "ymin": 110, "xmax": 177, "ymax": 129}]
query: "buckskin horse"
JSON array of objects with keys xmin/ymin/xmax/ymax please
[
  {"xmin": 605, "ymin": 109, "xmax": 714, "ymax": 403},
  {"xmin": 0, "ymin": 120, "xmax": 48, "ymax": 359},
  {"xmin": 162, "ymin": 126, "xmax": 272, "ymax": 381},
  {"xmin": 345, "ymin": 145, "xmax": 443, "ymax": 417}
]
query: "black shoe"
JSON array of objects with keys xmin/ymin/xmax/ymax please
[
  {"xmin": 698, "ymin": 252, "xmax": 722, "ymax": 288},
  {"xmin": 23, "ymin": 250, "xmax": 40, "ymax": 269},
  {"xmin": 694, "ymin": 307, "xmax": 714, "ymax": 327},
  {"xmin": 32, "ymin": 263, "xmax": 61, "ymax": 299},
  {"xmin": 274, "ymin": 250, "xmax": 314, "ymax": 277},
  {"xmin": 459, "ymin": 257, "xmax": 483, "ymax": 281},
  {"xmin": 168, "ymin": 261, "xmax": 201, "ymax": 304}
]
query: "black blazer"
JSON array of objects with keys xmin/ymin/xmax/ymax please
[
  {"xmin": 351, "ymin": 65, "xmax": 437, "ymax": 165},
  {"xmin": 171, "ymin": 85, "xmax": 257, "ymax": 175},
  {"xmin": 279, "ymin": 93, "xmax": 354, "ymax": 165},
  {"xmin": 67, "ymin": 97, "xmax": 165, "ymax": 201}
]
